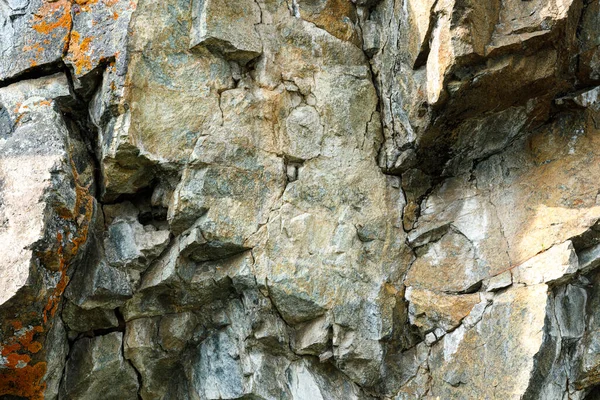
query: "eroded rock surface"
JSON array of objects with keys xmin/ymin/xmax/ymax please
[{"xmin": 2, "ymin": 0, "xmax": 600, "ymax": 399}]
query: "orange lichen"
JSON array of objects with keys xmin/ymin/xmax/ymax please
[
  {"xmin": 34, "ymin": 100, "xmax": 52, "ymax": 107},
  {"xmin": 31, "ymin": 0, "xmax": 72, "ymax": 35},
  {"xmin": 0, "ymin": 362, "xmax": 47, "ymax": 400},
  {"xmin": 67, "ymin": 31, "xmax": 94, "ymax": 75},
  {"xmin": 23, "ymin": 43, "xmax": 45, "ymax": 65}
]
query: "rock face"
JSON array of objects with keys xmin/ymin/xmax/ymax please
[{"xmin": 1, "ymin": 0, "xmax": 600, "ymax": 399}]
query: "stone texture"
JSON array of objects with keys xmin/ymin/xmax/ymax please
[
  {"xmin": 59, "ymin": 332, "xmax": 139, "ymax": 400},
  {"xmin": 4, "ymin": 0, "xmax": 600, "ymax": 399},
  {"xmin": 190, "ymin": 0, "xmax": 262, "ymax": 63},
  {"xmin": 0, "ymin": 74, "xmax": 96, "ymax": 399},
  {"xmin": 0, "ymin": 0, "xmax": 71, "ymax": 81}
]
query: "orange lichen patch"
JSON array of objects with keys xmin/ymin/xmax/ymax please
[
  {"xmin": 113, "ymin": 11, "xmax": 119, "ymax": 19},
  {"xmin": 0, "ymin": 322, "xmax": 43, "ymax": 388},
  {"xmin": 23, "ymin": 43, "xmax": 44, "ymax": 67},
  {"xmin": 43, "ymin": 156, "xmax": 94, "ymax": 323},
  {"xmin": 67, "ymin": 31, "xmax": 94, "ymax": 75},
  {"xmin": 33, "ymin": 100, "xmax": 52, "ymax": 107},
  {"xmin": 10, "ymin": 321, "xmax": 23, "ymax": 331},
  {"xmin": 18, "ymin": 330, "xmax": 43, "ymax": 355},
  {"xmin": 1, "ymin": 343, "xmax": 22, "ymax": 356},
  {"xmin": 0, "ymin": 362, "xmax": 47, "ymax": 400},
  {"xmin": 42, "ymin": 232, "xmax": 68, "ymax": 324},
  {"xmin": 31, "ymin": 0, "xmax": 72, "ymax": 35}
]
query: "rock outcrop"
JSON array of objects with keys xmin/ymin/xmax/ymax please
[{"xmin": 1, "ymin": 0, "xmax": 600, "ymax": 399}]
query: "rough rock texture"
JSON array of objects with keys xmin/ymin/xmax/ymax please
[{"xmin": 2, "ymin": 0, "xmax": 600, "ymax": 399}]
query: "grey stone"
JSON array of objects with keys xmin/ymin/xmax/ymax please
[
  {"xmin": 191, "ymin": 331, "xmax": 245, "ymax": 399},
  {"xmin": 62, "ymin": 301, "xmax": 119, "ymax": 333},
  {"xmin": 60, "ymin": 332, "xmax": 139, "ymax": 400}
]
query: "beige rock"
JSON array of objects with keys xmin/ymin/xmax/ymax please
[
  {"xmin": 406, "ymin": 288, "xmax": 480, "ymax": 334},
  {"xmin": 512, "ymin": 241, "xmax": 579, "ymax": 285},
  {"xmin": 426, "ymin": 285, "xmax": 549, "ymax": 399},
  {"xmin": 190, "ymin": 0, "xmax": 262, "ymax": 63}
]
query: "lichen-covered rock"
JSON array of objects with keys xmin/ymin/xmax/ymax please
[
  {"xmin": 0, "ymin": 74, "xmax": 96, "ymax": 399},
  {"xmin": 0, "ymin": 0, "xmax": 71, "ymax": 81}
]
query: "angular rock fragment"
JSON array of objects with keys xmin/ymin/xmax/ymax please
[
  {"xmin": 405, "ymin": 288, "xmax": 480, "ymax": 334},
  {"xmin": 64, "ymin": 0, "xmax": 136, "ymax": 79},
  {"xmin": 104, "ymin": 202, "xmax": 170, "ymax": 270},
  {"xmin": 61, "ymin": 300, "xmax": 119, "ymax": 333},
  {"xmin": 190, "ymin": 0, "xmax": 262, "ymax": 63},
  {"xmin": 512, "ymin": 241, "xmax": 580, "ymax": 285},
  {"xmin": 60, "ymin": 332, "xmax": 139, "ymax": 400}
]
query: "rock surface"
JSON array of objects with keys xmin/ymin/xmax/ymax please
[{"xmin": 1, "ymin": 0, "xmax": 600, "ymax": 399}]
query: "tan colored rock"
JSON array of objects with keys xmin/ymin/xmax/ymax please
[
  {"xmin": 190, "ymin": 0, "xmax": 262, "ymax": 63},
  {"xmin": 406, "ymin": 288, "xmax": 480, "ymax": 334},
  {"xmin": 426, "ymin": 285, "xmax": 548, "ymax": 399},
  {"xmin": 512, "ymin": 241, "xmax": 579, "ymax": 285},
  {"xmin": 291, "ymin": 315, "xmax": 331, "ymax": 356}
]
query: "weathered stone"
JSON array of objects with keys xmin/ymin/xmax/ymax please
[
  {"xmin": 61, "ymin": 300, "xmax": 119, "ymax": 333},
  {"xmin": 60, "ymin": 332, "xmax": 139, "ymax": 400},
  {"xmin": 426, "ymin": 285, "xmax": 549, "ymax": 399},
  {"xmin": 104, "ymin": 203, "xmax": 170, "ymax": 270},
  {"xmin": 0, "ymin": 0, "xmax": 71, "ymax": 81},
  {"xmin": 190, "ymin": 0, "xmax": 262, "ymax": 63},
  {"xmin": 512, "ymin": 241, "xmax": 580, "ymax": 285},
  {"xmin": 291, "ymin": 314, "xmax": 331, "ymax": 356},
  {"xmin": 0, "ymin": 74, "xmax": 95, "ymax": 399},
  {"xmin": 405, "ymin": 287, "xmax": 480, "ymax": 334},
  {"xmin": 65, "ymin": 234, "xmax": 133, "ymax": 310},
  {"xmin": 64, "ymin": 0, "xmax": 136, "ymax": 79},
  {"xmin": 124, "ymin": 317, "xmax": 181, "ymax": 400},
  {"xmin": 5, "ymin": 0, "xmax": 600, "ymax": 398},
  {"xmin": 485, "ymin": 270, "xmax": 512, "ymax": 292}
]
